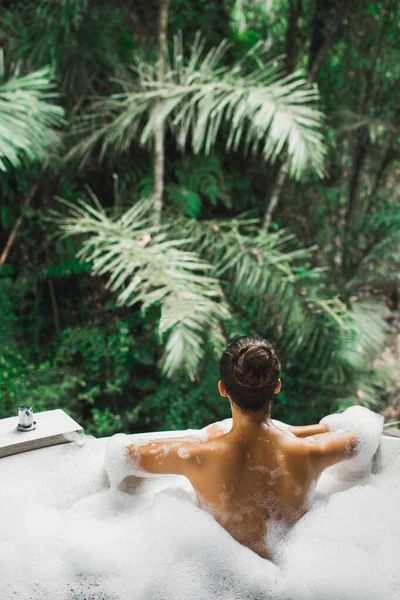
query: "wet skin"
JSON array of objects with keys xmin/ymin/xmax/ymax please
[{"xmin": 127, "ymin": 381, "xmax": 358, "ymax": 560}]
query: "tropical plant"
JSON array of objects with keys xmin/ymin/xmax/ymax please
[
  {"xmin": 0, "ymin": 0, "xmax": 398, "ymax": 438},
  {"xmin": 333, "ymin": 300, "xmax": 390, "ymax": 411},
  {"xmin": 68, "ymin": 34, "xmax": 326, "ymax": 180},
  {"xmin": 54, "ymin": 191, "xmax": 374, "ymax": 394},
  {"xmin": 177, "ymin": 214, "xmax": 363, "ymax": 379},
  {"xmin": 1, "ymin": 0, "xmax": 127, "ymax": 111},
  {"xmin": 346, "ymin": 209, "xmax": 400, "ymax": 291},
  {"xmin": 54, "ymin": 194, "xmax": 230, "ymax": 381},
  {"xmin": 0, "ymin": 68, "xmax": 64, "ymax": 170}
]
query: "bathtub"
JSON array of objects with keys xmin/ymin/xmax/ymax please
[{"xmin": 0, "ymin": 430, "xmax": 399, "ymax": 600}]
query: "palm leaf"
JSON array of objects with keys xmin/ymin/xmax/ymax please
[
  {"xmin": 0, "ymin": 68, "xmax": 64, "ymax": 170},
  {"xmin": 53, "ymin": 195, "xmax": 230, "ymax": 381},
  {"xmin": 347, "ymin": 227, "xmax": 400, "ymax": 290},
  {"xmin": 55, "ymin": 195, "xmax": 388, "ymax": 410},
  {"xmin": 68, "ymin": 34, "xmax": 326, "ymax": 178},
  {"xmin": 1, "ymin": 1, "xmax": 127, "ymax": 105},
  {"xmin": 174, "ymin": 214, "xmax": 355, "ymax": 376}
]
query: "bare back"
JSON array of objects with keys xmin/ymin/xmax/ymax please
[
  {"xmin": 128, "ymin": 419, "xmax": 357, "ymax": 560},
  {"xmin": 186, "ymin": 423, "xmax": 316, "ymax": 559}
]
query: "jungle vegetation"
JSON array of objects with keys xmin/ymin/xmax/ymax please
[{"xmin": 0, "ymin": 0, "xmax": 398, "ymax": 436}]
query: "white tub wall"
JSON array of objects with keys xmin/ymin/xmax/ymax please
[{"xmin": 372, "ymin": 434, "xmax": 400, "ymax": 475}]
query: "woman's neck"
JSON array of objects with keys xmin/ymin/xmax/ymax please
[{"xmin": 229, "ymin": 400, "xmax": 272, "ymax": 432}]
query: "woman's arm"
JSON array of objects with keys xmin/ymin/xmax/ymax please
[
  {"xmin": 127, "ymin": 438, "xmax": 206, "ymax": 477},
  {"xmin": 306, "ymin": 430, "xmax": 359, "ymax": 473},
  {"xmin": 120, "ymin": 421, "xmax": 229, "ymax": 480},
  {"xmin": 288, "ymin": 424, "xmax": 329, "ymax": 437}
]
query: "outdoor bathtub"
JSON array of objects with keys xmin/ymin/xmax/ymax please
[{"xmin": 0, "ymin": 425, "xmax": 399, "ymax": 600}]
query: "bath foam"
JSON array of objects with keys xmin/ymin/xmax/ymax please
[
  {"xmin": 320, "ymin": 406, "xmax": 384, "ymax": 480},
  {"xmin": 275, "ymin": 466, "xmax": 400, "ymax": 600},
  {"xmin": 0, "ymin": 477, "xmax": 280, "ymax": 600},
  {"xmin": 104, "ymin": 433, "xmax": 148, "ymax": 488}
]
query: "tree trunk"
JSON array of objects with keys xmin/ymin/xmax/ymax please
[
  {"xmin": 261, "ymin": 0, "xmax": 302, "ymax": 233},
  {"xmin": 264, "ymin": 0, "xmax": 274, "ymax": 12},
  {"xmin": 346, "ymin": 126, "xmax": 369, "ymax": 228},
  {"xmin": 307, "ymin": 24, "xmax": 338, "ymax": 83},
  {"xmin": 365, "ymin": 143, "xmax": 397, "ymax": 214},
  {"xmin": 345, "ymin": 68, "xmax": 373, "ymax": 234},
  {"xmin": 308, "ymin": 0, "xmax": 336, "ymax": 74},
  {"xmin": 261, "ymin": 162, "xmax": 289, "ymax": 233},
  {"xmin": 153, "ymin": 0, "xmax": 169, "ymax": 226},
  {"xmin": 48, "ymin": 277, "xmax": 61, "ymax": 334},
  {"xmin": 261, "ymin": 0, "xmax": 340, "ymax": 233},
  {"xmin": 285, "ymin": 0, "xmax": 302, "ymax": 73},
  {"xmin": 0, "ymin": 162, "xmax": 48, "ymax": 270},
  {"xmin": 343, "ymin": 68, "xmax": 374, "ymax": 276}
]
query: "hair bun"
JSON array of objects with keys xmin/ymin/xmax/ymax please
[{"xmin": 233, "ymin": 344, "xmax": 275, "ymax": 389}]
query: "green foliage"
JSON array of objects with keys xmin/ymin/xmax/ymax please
[
  {"xmin": 166, "ymin": 155, "xmax": 254, "ymax": 215},
  {"xmin": 55, "ymin": 190, "xmax": 389, "ymax": 429},
  {"xmin": 138, "ymin": 361, "xmax": 230, "ymax": 431},
  {"xmin": 179, "ymin": 215, "xmax": 357, "ymax": 377},
  {"xmin": 0, "ymin": 68, "xmax": 64, "ymax": 170},
  {"xmin": 347, "ymin": 208, "xmax": 400, "ymax": 290},
  {"xmin": 0, "ymin": 279, "xmax": 79, "ymax": 420},
  {"xmin": 69, "ymin": 34, "xmax": 326, "ymax": 179},
  {"xmin": 54, "ymin": 194, "xmax": 230, "ymax": 381},
  {"xmin": 165, "ymin": 154, "xmax": 221, "ymax": 218},
  {"xmin": 0, "ymin": 0, "xmax": 398, "ymax": 438},
  {"xmin": 169, "ymin": 0, "xmax": 233, "ymax": 45},
  {"xmin": 0, "ymin": 277, "xmax": 156, "ymax": 435},
  {"xmin": 1, "ymin": 0, "xmax": 129, "ymax": 108},
  {"xmin": 90, "ymin": 407, "xmax": 124, "ymax": 437},
  {"xmin": 55, "ymin": 323, "xmax": 135, "ymax": 387}
]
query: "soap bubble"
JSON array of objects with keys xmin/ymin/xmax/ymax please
[
  {"xmin": 178, "ymin": 447, "xmax": 191, "ymax": 459},
  {"xmin": 63, "ymin": 431, "xmax": 95, "ymax": 446}
]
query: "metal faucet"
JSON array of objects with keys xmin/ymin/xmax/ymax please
[{"xmin": 17, "ymin": 405, "xmax": 36, "ymax": 432}]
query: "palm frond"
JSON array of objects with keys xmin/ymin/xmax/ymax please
[
  {"xmin": 0, "ymin": 68, "xmax": 64, "ymax": 170},
  {"xmin": 351, "ymin": 300, "xmax": 389, "ymax": 356},
  {"xmin": 327, "ymin": 300, "xmax": 388, "ymax": 411},
  {"xmin": 174, "ymin": 215, "xmax": 356, "ymax": 378},
  {"xmin": 54, "ymin": 195, "xmax": 230, "ymax": 381},
  {"xmin": 334, "ymin": 374, "xmax": 383, "ymax": 411},
  {"xmin": 54, "ymin": 194, "xmax": 388, "ymax": 407},
  {"xmin": 1, "ymin": 1, "xmax": 126, "ymax": 104},
  {"xmin": 69, "ymin": 34, "xmax": 326, "ymax": 179},
  {"xmin": 35, "ymin": 0, "xmax": 90, "ymax": 32},
  {"xmin": 347, "ymin": 226, "xmax": 400, "ymax": 290},
  {"xmin": 339, "ymin": 109, "xmax": 396, "ymax": 142}
]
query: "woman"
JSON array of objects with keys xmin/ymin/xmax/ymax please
[{"xmin": 113, "ymin": 334, "xmax": 359, "ymax": 560}]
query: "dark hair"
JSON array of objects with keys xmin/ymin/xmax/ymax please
[{"xmin": 219, "ymin": 334, "xmax": 281, "ymax": 413}]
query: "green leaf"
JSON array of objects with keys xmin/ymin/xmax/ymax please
[{"xmin": 0, "ymin": 68, "xmax": 64, "ymax": 170}]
